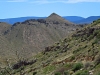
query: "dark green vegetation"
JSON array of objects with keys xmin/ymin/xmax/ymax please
[{"xmin": 0, "ymin": 14, "xmax": 100, "ymax": 75}]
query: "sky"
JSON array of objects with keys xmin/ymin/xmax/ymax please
[{"xmin": 0, "ymin": 0, "xmax": 100, "ymax": 19}]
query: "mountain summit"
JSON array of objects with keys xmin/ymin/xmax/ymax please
[
  {"xmin": 46, "ymin": 13, "xmax": 73, "ymax": 24},
  {"xmin": 0, "ymin": 13, "xmax": 81, "ymax": 66},
  {"xmin": 48, "ymin": 13, "xmax": 60, "ymax": 17}
]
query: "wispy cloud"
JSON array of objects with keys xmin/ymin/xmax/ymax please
[
  {"xmin": 30, "ymin": 0, "xmax": 50, "ymax": 4},
  {"xmin": 30, "ymin": 0, "xmax": 69, "ymax": 4},
  {"xmin": 4, "ymin": 0, "xmax": 100, "ymax": 3},
  {"xmin": 67, "ymin": 0, "xmax": 100, "ymax": 3},
  {"xmin": 7, "ymin": 0, "xmax": 27, "ymax": 2},
  {"xmin": 30, "ymin": 0, "xmax": 100, "ymax": 4}
]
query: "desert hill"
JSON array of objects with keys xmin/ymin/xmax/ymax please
[
  {"xmin": 1, "ymin": 15, "xmax": 100, "ymax": 25},
  {"xmin": 46, "ymin": 13, "xmax": 73, "ymax": 24},
  {"xmin": 0, "ymin": 22, "xmax": 11, "ymax": 34},
  {"xmin": 1, "ymin": 18, "xmax": 100, "ymax": 75},
  {"xmin": 0, "ymin": 13, "xmax": 82, "ymax": 65}
]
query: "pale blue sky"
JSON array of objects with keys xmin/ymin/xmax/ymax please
[{"xmin": 0, "ymin": 0, "xmax": 100, "ymax": 19}]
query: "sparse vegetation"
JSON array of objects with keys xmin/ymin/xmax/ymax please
[
  {"xmin": 55, "ymin": 72, "xmax": 61, "ymax": 75},
  {"xmin": 43, "ymin": 65, "xmax": 55, "ymax": 74},
  {"xmin": 94, "ymin": 55, "xmax": 100, "ymax": 66},
  {"xmin": 33, "ymin": 72, "xmax": 37, "ymax": 75},
  {"xmin": 72, "ymin": 63, "xmax": 83, "ymax": 72},
  {"xmin": 0, "ymin": 15, "xmax": 100, "ymax": 75},
  {"xmin": 74, "ymin": 70, "xmax": 89, "ymax": 75}
]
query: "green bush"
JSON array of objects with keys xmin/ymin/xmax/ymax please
[
  {"xmin": 64, "ymin": 63, "xmax": 72, "ymax": 69},
  {"xmin": 72, "ymin": 63, "xmax": 83, "ymax": 72},
  {"xmin": 93, "ymin": 30, "xmax": 100, "ymax": 39},
  {"xmin": 55, "ymin": 72, "xmax": 61, "ymax": 75},
  {"xmin": 43, "ymin": 65, "xmax": 55, "ymax": 74},
  {"xmin": 92, "ymin": 19, "xmax": 100, "ymax": 25},
  {"xmin": 70, "ymin": 56, "xmax": 75, "ymax": 61},
  {"xmin": 75, "ymin": 70, "xmax": 89, "ymax": 75},
  {"xmin": 64, "ymin": 71, "xmax": 70, "ymax": 75},
  {"xmin": 84, "ymin": 62, "xmax": 90, "ymax": 69},
  {"xmin": 96, "ymin": 72, "xmax": 100, "ymax": 75},
  {"xmin": 33, "ymin": 72, "xmax": 37, "ymax": 75},
  {"xmin": 94, "ymin": 55, "xmax": 100, "ymax": 66},
  {"xmin": 73, "ymin": 49, "xmax": 80, "ymax": 54},
  {"xmin": 73, "ymin": 47, "xmax": 84, "ymax": 54},
  {"xmin": 88, "ymin": 34, "xmax": 94, "ymax": 40},
  {"xmin": 92, "ymin": 38, "xmax": 100, "ymax": 45}
]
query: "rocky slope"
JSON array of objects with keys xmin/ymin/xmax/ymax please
[
  {"xmin": 0, "ymin": 13, "xmax": 82, "ymax": 66},
  {"xmin": 1, "ymin": 19, "xmax": 100, "ymax": 75}
]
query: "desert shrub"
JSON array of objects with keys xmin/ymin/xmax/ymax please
[
  {"xmin": 64, "ymin": 71, "xmax": 70, "ymax": 75},
  {"xmin": 55, "ymin": 67, "xmax": 70, "ymax": 75},
  {"xmin": 12, "ymin": 59, "xmax": 36, "ymax": 69},
  {"xmin": 84, "ymin": 62, "xmax": 91, "ymax": 69},
  {"xmin": 73, "ymin": 47, "xmax": 84, "ymax": 54},
  {"xmin": 0, "ymin": 71, "xmax": 7, "ymax": 75},
  {"xmin": 84, "ymin": 45, "xmax": 87, "ymax": 48},
  {"xmin": 55, "ymin": 72, "xmax": 61, "ymax": 75},
  {"xmin": 75, "ymin": 70, "xmax": 89, "ymax": 75},
  {"xmin": 93, "ymin": 30, "xmax": 100, "ymax": 39},
  {"xmin": 70, "ymin": 56, "xmax": 75, "ymax": 61},
  {"xmin": 92, "ymin": 39, "xmax": 98, "ymax": 45},
  {"xmin": 95, "ymin": 63, "xmax": 100, "ymax": 74},
  {"xmin": 97, "ymin": 31, "xmax": 100, "ymax": 39},
  {"xmin": 0, "ymin": 68, "xmax": 12, "ymax": 75},
  {"xmin": 73, "ymin": 49, "xmax": 80, "ymax": 54},
  {"xmin": 96, "ymin": 72, "xmax": 100, "ymax": 75},
  {"xmin": 33, "ymin": 72, "xmax": 37, "ymax": 75},
  {"xmin": 92, "ymin": 19, "xmax": 100, "ymax": 25},
  {"xmin": 88, "ymin": 34, "xmax": 94, "ymax": 40},
  {"xmin": 94, "ymin": 55, "xmax": 100, "ymax": 66},
  {"xmin": 64, "ymin": 63, "xmax": 72, "ymax": 69},
  {"xmin": 72, "ymin": 63, "xmax": 83, "ymax": 72},
  {"xmin": 43, "ymin": 65, "xmax": 55, "ymax": 74}
]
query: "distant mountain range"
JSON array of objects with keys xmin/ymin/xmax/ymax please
[
  {"xmin": 72, "ymin": 16, "xmax": 100, "ymax": 24},
  {"xmin": 0, "ymin": 16, "xmax": 100, "ymax": 25},
  {"xmin": 0, "ymin": 17, "xmax": 46, "ymax": 25},
  {"xmin": 63, "ymin": 16, "xmax": 100, "ymax": 24}
]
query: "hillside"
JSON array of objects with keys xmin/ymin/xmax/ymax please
[
  {"xmin": 0, "ymin": 13, "xmax": 82, "ymax": 66},
  {"xmin": 1, "ymin": 19, "xmax": 100, "ymax": 75},
  {"xmin": 0, "ymin": 22, "xmax": 11, "ymax": 34},
  {"xmin": 46, "ymin": 13, "xmax": 73, "ymax": 24}
]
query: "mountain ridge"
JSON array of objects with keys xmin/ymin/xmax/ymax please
[
  {"xmin": 1, "ymin": 15, "xmax": 100, "ymax": 24},
  {"xmin": 0, "ymin": 13, "xmax": 82, "ymax": 65},
  {"xmin": 1, "ymin": 18, "xmax": 100, "ymax": 75},
  {"xmin": 46, "ymin": 13, "xmax": 73, "ymax": 24}
]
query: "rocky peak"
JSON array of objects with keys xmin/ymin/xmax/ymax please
[
  {"xmin": 48, "ymin": 13, "xmax": 60, "ymax": 17},
  {"xmin": 46, "ymin": 13, "xmax": 73, "ymax": 24}
]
